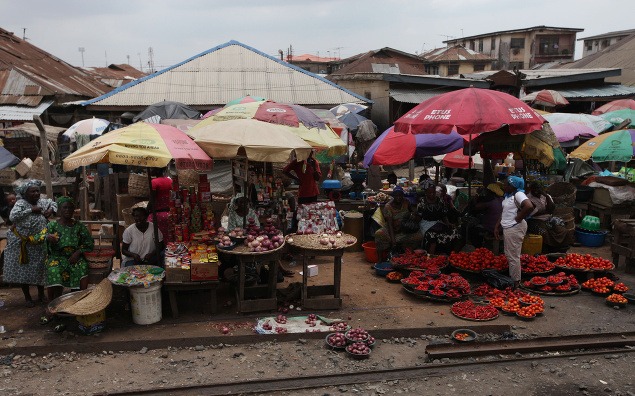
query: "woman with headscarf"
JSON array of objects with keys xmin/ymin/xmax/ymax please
[
  {"xmin": 3, "ymin": 180, "xmax": 57, "ymax": 307},
  {"xmin": 374, "ymin": 186, "xmax": 423, "ymax": 263},
  {"xmin": 45, "ymin": 196, "xmax": 94, "ymax": 301},
  {"xmin": 526, "ymin": 182, "xmax": 569, "ymax": 252},
  {"xmin": 417, "ymin": 182, "xmax": 460, "ymax": 255},
  {"xmin": 494, "ymin": 176, "xmax": 534, "ymax": 288}
]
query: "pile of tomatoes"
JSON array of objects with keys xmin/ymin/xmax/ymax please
[
  {"xmin": 451, "ymin": 300, "xmax": 499, "ymax": 320},
  {"xmin": 522, "ymin": 272, "xmax": 579, "ymax": 293},
  {"xmin": 449, "ymin": 248, "xmax": 508, "ymax": 272},
  {"xmin": 554, "ymin": 253, "xmax": 614, "ymax": 271},
  {"xmin": 582, "ymin": 277, "xmax": 628, "ymax": 295},
  {"xmin": 520, "ymin": 254, "xmax": 555, "ymax": 274},
  {"xmin": 386, "ymin": 271, "xmax": 403, "ymax": 281},
  {"xmin": 606, "ymin": 293, "xmax": 628, "ymax": 305},
  {"xmin": 402, "ymin": 271, "xmax": 471, "ymax": 300},
  {"xmin": 391, "ymin": 250, "xmax": 447, "ymax": 270}
]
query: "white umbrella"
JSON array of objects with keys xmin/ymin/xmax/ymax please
[
  {"xmin": 542, "ymin": 113, "xmax": 612, "ymax": 134},
  {"xmin": 63, "ymin": 118, "xmax": 110, "ymax": 146}
]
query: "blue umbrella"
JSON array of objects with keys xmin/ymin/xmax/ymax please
[
  {"xmin": 0, "ymin": 146, "xmax": 20, "ymax": 170},
  {"xmin": 363, "ymin": 127, "xmax": 464, "ymax": 167},
  {"xmin": 337, "ymin": 112, "xmax": 369, "ymax": 131}
]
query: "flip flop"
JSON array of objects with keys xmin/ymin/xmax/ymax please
[
  {"xmin": 53, "ymin": 324, "xmax": 66, "ymax": 333},
  {"xmin": 39, "ymin": 316, "xmax": 49, "ymax": 325}
]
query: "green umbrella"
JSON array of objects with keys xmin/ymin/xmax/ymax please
[
  {"xmin": 569, "ymin": 129, "xmax": 635, "ymax": 162},
  {"xmin": 599, "ymin": 109, "xmax": 635, "ymax": 127}
]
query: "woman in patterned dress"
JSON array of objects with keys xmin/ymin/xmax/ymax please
[
  {"xmin": 3, "ymin": 180, "xmax": 56, "ymax": 307},
  {"xmin": 45, "ymin": 196, "xmax": 94, "ymax": 301},
  {"xmin": 417, "ymin": 183, "xmax": 460, "ymax": 255},
  {"xmin": 374, "ymin": 186, "xmax": 423, "ymax": 263}
]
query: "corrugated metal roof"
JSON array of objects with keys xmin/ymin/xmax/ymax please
[
  {"xmin": 578, "ymin": 29, "xmax": 635, "ymax": 41},
  {"xmin": 0, "ymin": 120, "xmax": 65, "ymax": 140},
  {"xmin": 556, "ymin": 85, "xmax": 635, "ymax": 99},
  {"xmin": 330, "ymin": 47, "xmax": 426, "ymax": 76},
  {"xmin": 422, "ymin": 45, "xmax": 495, "ymax": 62},
  {"xmin": 0, "ymin": 99, "xmax": 53, "ymax": 121},
  {"xmin": 84, "ymin": 41, "xmax": 369, "ymax": 107},
  {"xmin": 389, "ymin": 88, "xmax": 455, "ymax": 104}
]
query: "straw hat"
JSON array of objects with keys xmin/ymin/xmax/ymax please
[
  {"xmin": 486, "ymin": 183, "xmax": 504, "ymax": 197},
  {"xmin": 59, "ymin": 279, "xmax": 113, "ymax": 316}
]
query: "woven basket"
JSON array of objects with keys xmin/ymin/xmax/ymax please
[
  {"xmin": 128, "ymin": 173, "xmax": 150, "ymax": 198},
  {"xmin": 121, "ymin": 208, "xmax": 134, "ymax": 226},
  {"xmin": 178, "ymin": 169, "xmax": 200, "ymax": 188},
  {"xmin": 85, "ymin": 248, "xmax": 115, "ymax": 269},
  {"xmin": 546, "ymin": 182, "xmax": 576, "ymax": 206}
]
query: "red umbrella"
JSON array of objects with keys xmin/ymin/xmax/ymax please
[
  {"xmin": 393, "ymin": 87, "xmax": 545, "ymax": 136},
  {"xmin": 592, "ymin": 99, "xmax": 635, "ymax": 115}
]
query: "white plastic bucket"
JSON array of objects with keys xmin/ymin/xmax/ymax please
[{"xmin": 130, "ymin": 283, "xmax": 162, "ymax": 325}]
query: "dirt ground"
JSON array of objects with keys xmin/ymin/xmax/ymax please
[{"xmin": 1, "ymin": 243, "xmax": 635, "ymax": 395}]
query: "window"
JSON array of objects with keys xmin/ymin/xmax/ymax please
[
  {"xmin": 601, "ymin": 39, "xmax": 610, "ymax": 48},
  {"xmin": 478, "ymin": 40, "xmax": 483, "ymax": 52},
  {"xmin": 447, "ymin": 63, "xmax": 459, "ymax": 76},
  {"xmin": 425, "ymin": 65, "xmax": 439, "ymax": 75},
  {"xmin": 538, "ymin": 36, "xmax": 560, "ymax": 55},
  {"xmin": 470, "ymin": 40, "xmax": 475, "ymax": 50},
  {"xmin": 586, "ymin": 44, "xmax": 592, "ymax": 51},
  {"xmin": 510, "ymin": 38, "xmax": 525, "ymax": 49},
  {"xmin": 491, "ymin": 38, "xmax": 496, "ymax": 50},
  {"xmin": 473, "ymin": 63, "xmax": 485, "ymax": 72}
]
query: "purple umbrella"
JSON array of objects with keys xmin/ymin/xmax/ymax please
[
  {"xmin": 363, "ymin": 127, "xmax": 464, "ymax": 167},
  {"xmin": 550, "ymin": 122, "xmax": 598, "ymax": 147}
]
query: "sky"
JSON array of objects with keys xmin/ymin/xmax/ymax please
[{"xmin": 2, "ymin": 0, "xmax": 634, "ymax": 72}]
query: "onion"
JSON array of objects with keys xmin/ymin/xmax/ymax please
[
  {"xmin": 287, "ymin": 237, "xmax": 294, "ymax": 243},
  {"xmin": 320, "ymin": 238, "xmax": 329, "ymax": 245},
  {"xmin": 256, "ymin": 236, "xmax": 264, "ymax": 242},
  {"xmin": 329, "ymin": 237, "xmax": 335, "ymax": 244},
  {"xmin": 273, "ymin": 242, "xmax": 280, "ymax": 248},
  {"xmin": 255, "ymin": 246, "xmax": 263, "ymax": 252},
  {"xmin": 322, "ymin": 233, "xmax": 329, "ymax": 238},
  {"xmin": 247, "ymin": 235, "xmax": 255, "ymax": 242},
  {"xmin": 336, "ymin": 232, "xmax": 342, "ymax": 238}
]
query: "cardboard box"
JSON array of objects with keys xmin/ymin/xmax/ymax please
[
  {"xmin": 190, "ymin": 262, "xmax": 218, "ymax": 281},
  {"xmin": 0, "ymin": 168, "xmax": 16, "ymax": 185},
  {"xmin": 592, "ymin": 188, "xmax": 613, "ymax": 207},
  {"xmin": 302, "ymin": 265, "xmax": 318, "ymax": 277},
  {"xmin": 165, "ymin": 267, "xmax": 191, "ymax": 283},
  {"xmin": 15, "ymin": 158, "xmax": 33, "ymax": 177}
]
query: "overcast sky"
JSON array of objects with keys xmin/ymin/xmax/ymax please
[{"xmin": 2, "ymin": 0, "xmax": 633, "ymax": 72}]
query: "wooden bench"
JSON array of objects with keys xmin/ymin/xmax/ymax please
[{"xmin": 586, "ymin": 202, "xmax": 633, "ymax": 229}]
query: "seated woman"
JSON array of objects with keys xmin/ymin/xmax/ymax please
[
  {"xmin": 374, "ymin": 186, "xmax": 423, "ymax": 262},
  {"xmin": 417, "ymin": 183, "xmax": 460, "ymax": 255},
  {"xmin": 464, "ymin": 183, "xmax": 504, "ymax": 248},
  {"xmin": 45, "ymin": 196, "xmax": 94, "ymax": 301},
  {"xmin": 526, "ymin": 182, "xmax": 568, "ymax": 252},
  {"xmin": 121, "ymin": 207, "xmax": 164, "ymax": 267}
]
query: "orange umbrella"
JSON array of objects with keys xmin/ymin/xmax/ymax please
[{"xmin": 522, "ymin": 89, "xmax": 569, "ymax": 107}]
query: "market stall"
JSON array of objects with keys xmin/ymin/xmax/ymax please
[{"xmin": 285, "ymin": 232, "xmax": 357, "ymax": 310}]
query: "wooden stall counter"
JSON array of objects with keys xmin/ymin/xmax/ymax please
[
  {"xmin": 285, "ymin": 233, "xmax": 357, "ymax": 310},
  {"xmin": 219, "ymin": 242, "xmax": 283, "ymax": 314}
]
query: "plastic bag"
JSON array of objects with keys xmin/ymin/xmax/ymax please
[{"xmin": 481, "ymin": 269, "xmax": 514, "ymax": 290}]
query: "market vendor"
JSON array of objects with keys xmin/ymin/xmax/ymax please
[
  {"xmin": 282, "ymin": 150, "xmax": 321, "ymax": 205},
  {"xmin": 417, "ymin": 183, "xmax": 460, "ymax": 255},
  {"xmin": 495, "ymin": 176, "xmax": 534, "ymax": 288},
  {"xmin": 374, "ymin": 186, "xmax": 423, "ymax": 262},
  {"xmin": 526, "ymin": 182, "xmax": 569, "ymax": 252},
  {"xmin": 45, "ymin": 196, "xmax": 94, "ymax": 302},
  {"xmin": 121, "ymin": 207, "xmax": 164, "ymax": 267},
  {"xmin": 147, "ymin": 167, "xmax": 172, "ymax": 239},
  {"xmin": 464, "ymin": 183, "xmax": 504, "ymax": 248}
]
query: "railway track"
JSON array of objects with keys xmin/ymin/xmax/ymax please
[{"xmin": 96, "ymin": 332, "xmax": 635, "ymax": 396}]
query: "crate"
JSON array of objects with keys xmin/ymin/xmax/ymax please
[
  {"xmin": 190, "ymin": 262, "xmax": 218, "ymax": 281},
  {"xmin": 15, "ymin": 158, "xmax": 33, "ymax": 177},
  {"xmin": 165, "ymin": 267, "xmax": 191, "ymax": 283},
  {"xmin": 0, "ymin": 168, "xmax": 16, "ymax": 185}
]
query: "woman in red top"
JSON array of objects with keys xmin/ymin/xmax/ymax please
[
  {"xmin": 147, "ymin": 168, "xmax": 172, "ymax": 239},
  {"xmin": 283, "ymin": 151, "xmax": 322, "ymax": 204}
]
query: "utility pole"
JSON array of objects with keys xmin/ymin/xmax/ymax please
[
  {"xmin": 148, "ymin": 47, "xmax": 155, "ymax": 73},
  {"xmin": 126, "ymin": 54, "xmax": 130, "ymax": 65},
  {"xmin": 21, "ymin": 28, "xmax": 28, "ymax": 40},
  {"xmin": 78, "ymin": 47, "xmax": 85, "ymax": 67},
  {"xmin": 104, "ymin": 50, "xmax": 108, "ymax": 66}
]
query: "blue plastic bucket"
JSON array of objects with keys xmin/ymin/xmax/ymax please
[{"xmin": 575, "ymin": 228, "xmax": 608, "ymax": 247}]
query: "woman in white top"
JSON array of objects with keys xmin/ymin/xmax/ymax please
[
  {"xmin": 494, "ymin": 176, "xmax": 534, "ymax": 287},
  {"xmin": 121, "ymin": 207, "xmax": 164, "ymax": 267}
]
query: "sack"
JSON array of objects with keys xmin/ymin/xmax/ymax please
[
  {"xmin": 401, "ymin": 214, "xmax": 420, "ymax": 234},
  {"xmin": 482, "ymin": 269, "xmax": 515, "ymax": 290}
]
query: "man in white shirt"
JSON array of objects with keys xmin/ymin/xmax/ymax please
[{"xmin": 121, "ymin": 207, "xmax": 164, "ymax": 267}]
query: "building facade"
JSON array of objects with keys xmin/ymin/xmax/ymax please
[
  {"xmin": 445, "ymin": 26, "xmax": 583, "ymax": 70},
  {"xmin": 579, "ymin": 29, "xmax": 635, "ymax": 58}
]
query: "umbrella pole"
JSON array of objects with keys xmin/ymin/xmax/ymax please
[
  {"xmin": 467, "ymin": 135, "xmax": 472, "ymax": 198},
  {"xmin": 147, "ymin": 167, "xmax": 161, "ymax": 261}
]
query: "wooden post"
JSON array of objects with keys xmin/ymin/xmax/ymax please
[
  {"xmin": 408, "ymin": 159, "xmax": 415, "ymax": 182},
  {"xmin": 32, "ymin": 115, "xmax": 53, "ymax": 198}
]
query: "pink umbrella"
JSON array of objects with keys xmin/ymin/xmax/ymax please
[
  {"xmin": 522, "ymin": 89, "xmax": 569, "ymax": 107},
  {"xmin": 592, "ymin": 99, "xmax": 635, "ymax": 115},
  {"xmin": 550, "ymin": 122, "xmax": 598, "ymax": 147}
]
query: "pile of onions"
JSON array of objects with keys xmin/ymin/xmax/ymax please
[{"xmin": 245, "ymin": 234, "xmax": 283, "ymax": 252}]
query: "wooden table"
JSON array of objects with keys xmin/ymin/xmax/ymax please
[
  {"xmin": 286, "ymin": 233, "xmax": 356, "ymax": 310},
  {"xmin": 221, "ymin": 244, "xmax": 282, "ymax": 314},
  {"xmin": 163, "ymin": 281, "xmax": 219, "ymax": 318}
]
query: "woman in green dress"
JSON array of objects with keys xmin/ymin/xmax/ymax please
[{"xmin": 46, "ymin": 196, "xmax": 94, "ymax": 301}]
